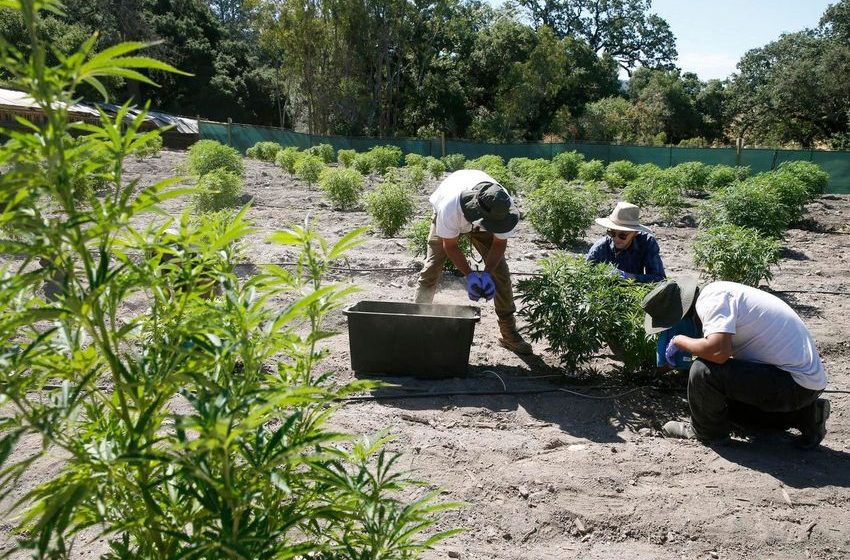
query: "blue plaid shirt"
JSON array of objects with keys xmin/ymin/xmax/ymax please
[{"xmin": 586, "ymin": 232, "xmax": 666, "ymax": 283}]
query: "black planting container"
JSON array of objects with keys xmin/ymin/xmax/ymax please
[{"xmin": 343, "ymin": 300, "xmax": 480, "ymax": 378}]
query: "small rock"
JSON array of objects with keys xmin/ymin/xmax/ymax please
[
  {"xmin": 638, "ymin": 427, "xmax": 652, "ymax": 437},
  {"xmin": 574, "ymin": 517, "xmax": 587, "ymax": 534},
  {"xmin": 709, "ymin": 551, "xmax": 719, "ymax": 559},
  {"xmin": 518, "ymin": 485, "xmax": 530, "ymax": 499},
  {"xmin": 448, "ymin": 551, "xmax": 461, "ymax": 559}
]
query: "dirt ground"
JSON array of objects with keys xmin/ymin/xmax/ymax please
[{"xmin": 3, "ymin": 149, "xmax": 850, "ymax": 559}]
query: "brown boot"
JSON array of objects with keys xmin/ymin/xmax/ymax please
[{"xmin": 498, "ymin": 318, "xmax": 533, "ymax": 355}]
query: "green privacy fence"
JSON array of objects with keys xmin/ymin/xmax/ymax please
[{"xmin": 200, "ymin": 120, "xmax": 850, "ymax": 194}]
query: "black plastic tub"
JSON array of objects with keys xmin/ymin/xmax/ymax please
[{"xmin": 343, "ymin": 300, "xmax": 480, "ymax": 378}]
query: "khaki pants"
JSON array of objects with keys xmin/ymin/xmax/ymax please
[{"xmin": 415, "ymin": 220, "xmax": 516, "ymax": 321}]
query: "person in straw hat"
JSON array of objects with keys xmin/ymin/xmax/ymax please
[
  {"xmin": 415, "ymin": 169, "xmax": 532, "ymax": 355},
  {"xmin": 587, "ymin": 201, "xmax": 666, "ymax": 283},
  {"xmin": 641, "ymin": 278, "xmax": 830, "ymax": 449}
]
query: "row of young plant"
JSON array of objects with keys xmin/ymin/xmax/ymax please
[
  {"xmin": 233, "ymin": 140, "xmax": 829, "ymax": 374},
  {"xmin": 513, "ymin": 159, "xmax": 828, "ymax": 373},
  {"xmin": 239, "ymin": 139, "xmax": 831, "ymax": 286},
  {"xmin": 0, "ymin": 1, "xmax": 457, "ymax": 557}
]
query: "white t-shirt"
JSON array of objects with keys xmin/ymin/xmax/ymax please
[
  {"xmin": 429, "ymin": 169, "xmax": 515, "ymax": 240},
  {"xmin": 695, "ymin": 281, "xmax": 827, "ymax": 390}
]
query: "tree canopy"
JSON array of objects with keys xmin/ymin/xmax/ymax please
[{"xmin": 0, "ymin": 0, "xmax": 847, "ymax": 148}]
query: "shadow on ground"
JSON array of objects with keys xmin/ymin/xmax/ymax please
[
  {"xmin": 713, "ymin": 436, "xmax": 850, "ymax": 489},
  {"xmin": 355, "ymin": 356, "xmax": 690, "ymax": 445}
]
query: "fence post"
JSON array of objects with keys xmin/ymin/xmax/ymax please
[
  {"xmin": 668, "ymin": 145, "xmax": 673, "ymax": 168},
  {"xmin": 226, "ymin": 117, "xmax": 232, "ymax": 147},
  {"xmin": 771, "ymin": 150, "xmax": 778, "ymax": 170},
  {"xmin": 736, "ymin": 137, "xmax": 742, "ymax": 167},
  {"xmin": 441, "ymin": 132, "xmax": 446, "ymax": 158}
]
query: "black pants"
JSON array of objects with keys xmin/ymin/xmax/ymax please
[{"xmin": 688, "ymin": 358, "xmax": 822, "ymax": 440}]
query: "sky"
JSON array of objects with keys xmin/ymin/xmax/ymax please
[{"xmin": 644, "ymin": 0, "xmax": 835, "ymax": 80}]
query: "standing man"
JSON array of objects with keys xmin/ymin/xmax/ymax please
[
  {"xmin": 415, "ymin": 169, "xmax": 532, "ymax": 355},
  {"xmin": 642, "ymin": 278, "xmax": 829, "ymax": 449},
  {"xmin": 587, "ymin": 201, "xmax": 666, "ymax": 283}
]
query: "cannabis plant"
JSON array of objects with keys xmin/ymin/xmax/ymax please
[
  {"xmin": 517, "ymin": 256, "xmax": 655, "ymax": 373},
  {"xmin": 0, "ymin": 2, "xmax": 458, "ymax": 557},
  {"xmin": 692, "ymin": 224, "xmax": 781, "ymax": 286},
  {"xmin": 365, "ymin": 180, "xmax": 416, "ymax": 236}
]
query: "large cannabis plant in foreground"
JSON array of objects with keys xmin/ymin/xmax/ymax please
[{"xmin": 0, "ymin": 1, "xmax": 457, "ymax": 557}]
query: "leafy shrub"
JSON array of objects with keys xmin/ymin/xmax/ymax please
[
  {"xmin": 365, "ymin": 181, "xmax": 416, "ymax": 236},
  {"xmin": 406, "ymin": 216, "xmax": 473, "ymax": 271},
  {"xmin": 424, "ymin": 156, "xmax": 446, "ymax": 179},
  {"xmin": 621, "ymin": 177, "xmax": 654, "ymax": 206},
  {"xmin": 692, "ymin": 224, "xmax": 781, "ymax": 286},
  {"xmin": 756, "ymin": 171, "xmax": 809, "ymax": 222},
  {"xmin": 275, "ymin": 146, "xmax": 301, "ymax": 174},
  {"xmin": 672, "ymin": 161, "xmax": 710, "ymax": 196},
  {"xmin": 305, "ymin": 142, "xmax": 335, "ymax": 163},
  {"xmin": 698, "ymin": 178, "xmax": 790, "ymax": 237},
  {"xmin": 368, "ymin": 145, "xmax": 403, "ymax": 174},
  {"xmin": 507, "ymin": 157, "xmax": 557, "ymax": 191},
  {"xmin": 466, "ymin": 154, "xmax": 505, "ymax": 170},
  {"xmin": 131, "ymin": 133, "xmax": 163, "ymax": 158},
  {"xmin": 678, "ymin": 136, "xmax": 708, "ymax": 147},
  {"xmin": 705, "ymin": 165, "xmax": 739, "ymax": 192},
  {"xmin": 295, "ymin": 154, "xmax": 326, "ymax": 187},
  {"xmin": 246, "ymin": 141, "xmax": 282, "ymax": 162},
  {"xmin": 441, "ymin": 153, "xmax": 466, "ymax": 171},
  {"xmin": 482, "ymin": 164, "xmax": 519, "ymax": 195},
  {"xmin": 552, "ymin": 150, "xmax": 584, "ymax": 180},
  {"xmin": 776, "ymin": 160, "xmax": 829, "ymax": 201},
  {"xmin": 353, "ymin": 152, "xmax": 374, "ymax": 175},
  {"xmin": 603, "ymin": 160, "xmax": 639, "ymax": 189},
  {"xmin": 0, "ymin": 4, "xmax": 457, "ymax": 556},
  {"xmin": 405, "ymin": 164, "xmax": 426, "ymax": 189},
  {"xmin": 405, "ymin": 153, "xmax": 425, "ymax": 167},
  {"xmin": 337, "ymin": 148, "xmax": 357, "ymax": 168},
  {"xmin": 192, "ymin": 167, "xmax": 244, "ymax": 212},
  {"xmin": 578, "ymin": 159, "xmax": 605, "ymax": 182},
  {"xmin": 517, "ymin": 255, "xmax": 655, "ymax": 372},
  {"xmin": 318, "ymin": 167, "xmax": 364, "ymax": 209},
  {"xmin": 650, "ymin": 169, "xmax": 686, "ymax": 223},
  {"xmin": 526, "ymin": 180, "xmax": 603, "ymax": 246},
  {"xmin": 187, "ymin": 139, "xmax": 244, "ymax": 177},
  {"xmin": 634, "ymin": 162, "xmax": 662, "ymax": 179}
]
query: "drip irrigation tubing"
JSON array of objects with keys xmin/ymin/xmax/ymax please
[
  {"xmin": 238, "ymin": 261, "xmax": 850, "ymax": 294},
  {"xmin": 31, "ymin": 384, "xmax": 850, "ymax": 398}
]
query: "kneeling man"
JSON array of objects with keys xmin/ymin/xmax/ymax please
[{"xmin": 642, "ymin": 279, "xmax": 829, "ymax": 449}]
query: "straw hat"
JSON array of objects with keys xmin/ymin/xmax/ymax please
[{"xmin": 594, "ymin": 201, "xmax": 652, "ymax": 233}]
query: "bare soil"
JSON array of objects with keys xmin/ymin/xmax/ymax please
[{"xmin": 3, "ymin": 150, "xmax": 850, "ymax": 559}]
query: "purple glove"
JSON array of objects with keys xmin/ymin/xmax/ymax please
[
  {"xmin": 665, "ymin": 338, "xmax": 680, "ymax": 367},
  {"xmin": 480, "ymin": 271, "xmax": 496, "ymax": 301},
  {"xmin": 617, "ymin": 269, "xmax": 629, "ymax": 279},
  {"xmin": 466, "ymin": 273, "xmax": 484, "ymax": 301}
]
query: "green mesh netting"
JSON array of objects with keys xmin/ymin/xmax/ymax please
[{"xmin": 198, "ymin": 121, "xmax": 850, "ymax": 193}]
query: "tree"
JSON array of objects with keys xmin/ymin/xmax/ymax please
[
  {"xmin": 492, "ymin": 27, "xmax": 619, "ymax": 140},
  {"xmin": 729, "ymin": 30, "xmax": 850, "ymax": 147},
  {"xmin": 512, "ymin": 0, "xmax": 677, "ymax": 74},
  {"xmin": 580, "ymin": 96, "xmax": 635, "ymax": 142},
  {"xmin": 628, "ymin": 68, "xmax": 702, "ymax": 144}
]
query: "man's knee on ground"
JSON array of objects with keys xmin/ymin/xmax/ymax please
[{"xmin": 688, "ymin": 359, "xmax": 712, "ymax": 385}]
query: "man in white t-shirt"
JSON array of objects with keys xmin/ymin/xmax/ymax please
[
  {"xmin": 641, "ymin": 278, "xmax": 829, "ymax": 449},
  {"xmin": 414, "ymin": 169, "xmax": 532, "ymax": 354}
]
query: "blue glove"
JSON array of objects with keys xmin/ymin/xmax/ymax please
[
  {"xmin": 617, "ymin": 269, "xmax": 629, "ymax": 279},
  {"xmin": 466, "ymin": 273, "xmax": 484, "ymax": 301},
  {"xmin": 480, "ymin": 271, "xmax": 496, "ymax": 301},
  {"xmin": 664, "ymin": 339, "xmax": 680, "ymax": 367}
]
